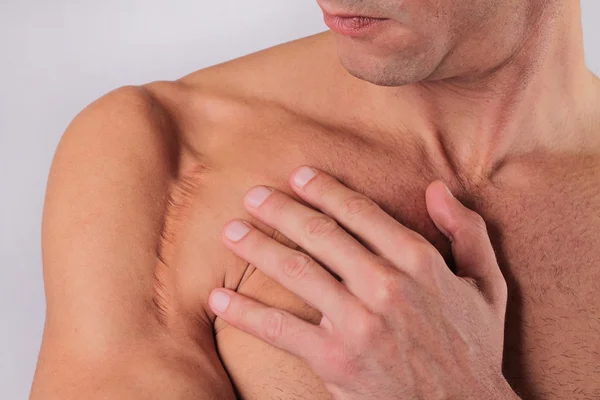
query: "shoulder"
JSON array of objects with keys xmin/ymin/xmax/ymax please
[
  {"xmin": 42, "ymin": 83, "xmax": 189, "ymax": 350},
  {"xmin": 60, "ymin": 84, "xmax": 179, "ymax": 153},
  {"xmin": 174, "ymin": 32, "xmax": 340, "ymax": 117},
  {"xmin": 65, "ymin": 31, "xmax": 336, "ymax": 136},
  {"xmin": 48, "ymin": 31, "xmax": 337, "ymax": 189},
  {"xmin": 45, "ymin": 84, "xmax": 183, "ymax": 232}
]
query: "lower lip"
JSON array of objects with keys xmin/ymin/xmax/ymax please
[{"xmin": 323, "ymin": 13, "xmax": 388, "ymax": 37}]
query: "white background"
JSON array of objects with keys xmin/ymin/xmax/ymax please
[{"xmin": 0, "ymin": 1, "xmax": 598, "ymax": 398}]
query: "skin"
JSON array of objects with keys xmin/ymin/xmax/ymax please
[
  {"xmin": 209, "ymin": 167, "xmax": 518, "ymax": 399},
  {"xmin": 31, "ymin": 0, "xmax": 600, "ymax": 399},
  {"xmin": 317, "ymin": 0, "xmax": 536, "ymax": 86}
]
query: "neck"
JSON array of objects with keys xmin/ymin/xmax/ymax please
[{"xmin": 355, "ymin": 1, "xmax": 598, "ymax": 181}]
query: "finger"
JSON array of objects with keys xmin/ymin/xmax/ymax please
[
  {"xmin": 288, "ymin": 166, "xmax": 432, "ymax": 272},
  {"xmin": 209, "ymin": 288, "xmax": 328, "ymax": 363},
  {"xmin": 425, "ymin": 181, "xmax": 507, "ymax": 306},
  {"xmin": 222, "ymin": 219, "xmax": 363, "ymax": 328},
  {"xmin": 242, "ymin": 186, "xmax": 390, "ymax": 301}
]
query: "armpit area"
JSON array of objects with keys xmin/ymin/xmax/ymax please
[{"xmin": 154, "ymin": 162, "xmax": 211, "ymax": 326}]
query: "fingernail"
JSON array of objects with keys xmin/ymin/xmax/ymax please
[
  {"xmin": 211, "ymin": 291, "xmax": 231, "ymax": 313},
  {"xmin": 225, "ymin": 220, "xmax": 251, "ymax": 241},
  {"xmin": 246, "ymin": 186, "xmax": 274, "ymax": 208},
  {"xmin": 293, "ymin": 167, "xmax": 317, "ymax": 188}
]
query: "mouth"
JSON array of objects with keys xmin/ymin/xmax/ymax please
[
  {"xmin": 323, "ymin": 9, "xmax": 389, "ymax": 37},
  {"xmin": 317, "ymin": 1, "xmax": 389, "ymax": 37},
  {"xmin": 321, "ymin": 10, "xmax": 389, "ymax": 37}
]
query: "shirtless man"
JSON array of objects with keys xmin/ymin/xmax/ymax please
[{"xmin": 31, "ymin": 0, "xmax": 600, "ymax": 398}]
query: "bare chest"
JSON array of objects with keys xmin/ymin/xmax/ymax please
[
  {"xmin": 481, "ymin": 171, "xmax": 600, "ymax": 398},
  {"xmin": 176, "ymin": 119, "xmax": 600, "ymax": 398}
]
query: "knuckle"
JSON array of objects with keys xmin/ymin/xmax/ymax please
[
  {"xmin": 372, "ymin": 268, "xmax": 403, "ymax": 310},
  {"xmin": 349, "ymin": 312, "xmax": 371, "ymax": 339},
  {"xmin": 405, "ymin": 244, "xmax": 446, "ymax": 288},
  {"xmin": 342, "ymin": 195, "xmax": 379, "ymax": 220},
  {"xmin": 454, "ymin": 210, "xmax": 489, "ymax": 244},
  {"xmin": 468, "ymin": 210, "xmax": 488, "ymax": 234},
  {"xmin": 263, "ymin": 310, "xmax": 286, "ymax": 341},
  {"xmin": 305, "ymin": 215, "xmax": 340, "ymax": 240},
  {"xmin": 407, "ymin": 243, "xmax": 439, "ymax": 269},
  {"xmin": 491, "ymin": 273, "xmax": 509, "ymax": 305},
  {"xmin": 282, "ymin": 253, "xmax": 313, "ymax": 280},
  {"xmin": 348, "ymin": 309, "xmax": 384, "ymax": 346}
]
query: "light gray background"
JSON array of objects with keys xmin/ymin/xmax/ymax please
[{"xmin": 0, "ymin": 1, "xmax": 598, "ymax": 398}]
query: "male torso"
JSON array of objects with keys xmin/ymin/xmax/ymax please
[
  {"xmin": 138, "ymin": 32, "xmax": 600, "ymax": 399},
  {"xmin": 32, "ymin": 30, "xmax": 600, "ymax": 400}
]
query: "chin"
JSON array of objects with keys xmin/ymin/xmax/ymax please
[
  {"xmin": 337, "ymin": 49, "xmax": 438, "ymax": 87},
  {"xmin": 333, "ymin": 33, "xmax": 444, "ymax": 87}
]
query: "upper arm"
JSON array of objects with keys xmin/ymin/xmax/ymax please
[
  {"xmin": 32, "ymin": 85, "xmax": 236, "ymax": 399},
  {"xmin": 41, "ymin": 85, "xmax": 177, "ymax": 350}
]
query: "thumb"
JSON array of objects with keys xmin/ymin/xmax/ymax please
[{"xmin": 425, "ymin": 181, "xmax": 507, "ymax": 306}]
